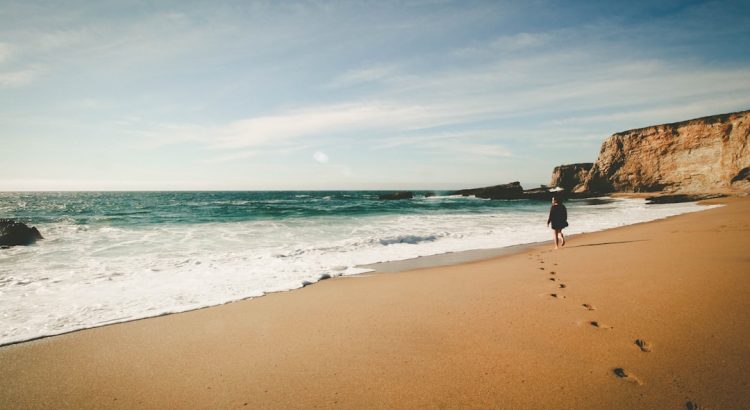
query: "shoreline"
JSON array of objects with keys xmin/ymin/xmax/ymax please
[
  {"xmin": 0, "ymin": 236, "xmax": 544, "ymax": 349},
  {"xmin": 359, "ymin": 197, "xmax": 721, "ymax": 274},
  {"xmin": 0, "ymin": 198, "xmax": 720, "ymax": 349},
  {"xmin": 0, "ymin": 198, "xmax": 717, "ymax": 349},
  {"xmin": 2, "ymin": 198, "xmax": 748, "ymax": 408}
]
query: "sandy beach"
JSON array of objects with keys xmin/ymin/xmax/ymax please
[{"xmin": 1, "ymin": 198, "xmax": 749, "ymax": 409}]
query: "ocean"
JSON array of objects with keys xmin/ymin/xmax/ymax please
[{"xmin": 0, "ymin": 191, "xmax": 716, "ymax": 346}]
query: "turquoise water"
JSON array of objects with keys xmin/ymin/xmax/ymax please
[
  {"xmin": 0, "ymin": 191, "xmax": 715, "ymax": 346},
  {"xmin": 1, "ymin": 191, "xmax": 542, "ymax": 225}
]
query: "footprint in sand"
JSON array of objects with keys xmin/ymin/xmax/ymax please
[
  {"xmin": 558, "ymin": 283, "xmax": 566, "ymax": 289},
  {"xmin": 613, "ymin": 368, "xmax": 642, "ymax": 385},
  {"xmin": 549, "ymin": 271, "xmax": 556, "ymax": 275},
  {"xmin": 635, "ymin": 339, "xmax": 652, "ymax": 352},
  {"xmin": 685, "ymin": 401, "xmax": 701, "ymax": 410},
  {"xmin": 539, "ymin": 267, "xmax": 545, "ymax": 271},
  {"xmin": 549, "ymin": 277, "xmax": 557, "ymax": 282},
  {"xmin": 581, "ymin": 303, "xmax": 596, "ymax": 311},
  {"xmin": 549, "ymin": 293, "xmax": 566, "ymax": 299},
  {"xmin": 590, "ymin": 321, "xmax": 612, "ymax": 330}
]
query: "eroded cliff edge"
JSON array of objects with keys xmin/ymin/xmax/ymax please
[{"xmin": 581, "ymin": 110, "xmax": 750, "ymax": 194}]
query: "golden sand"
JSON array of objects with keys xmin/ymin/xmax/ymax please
[{"xmin": 2, "ymin": 198, "xmax": 749, "ymax": 409}]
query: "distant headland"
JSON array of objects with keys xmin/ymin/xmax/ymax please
[{"xmin": 382, "ymin": 109, "xmax": 750, "ymax": 203}]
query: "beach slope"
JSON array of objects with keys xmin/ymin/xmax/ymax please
[{"xmin": 1, "ymin": 199, "xmax": 749, "ymax": 409}]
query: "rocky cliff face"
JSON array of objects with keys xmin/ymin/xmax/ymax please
[
  {"xmin": 549, "ymin": 163, "xmax": 593, "ymax": 193},
  {"xmin": 584, "ymin": 110, "xmax": 750, "ymax": 194}
]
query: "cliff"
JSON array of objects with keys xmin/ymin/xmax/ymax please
[
  {"xmin": 583, "ymin": 110, "xmax": 750, "ymax": 194},
  {"xmin": 549, "ymin": 163, "xmax": 593, "ymax": 193}
]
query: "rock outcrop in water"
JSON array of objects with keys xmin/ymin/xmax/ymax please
[
  {"xmin": 452, "ymin": 181, "xmax": 524, "ymax": 199},
  {"xmin": 378, "ymin": 191, "xmax": 414, "ymax": 200},
  {"xmin": 0, "ymin": 220, "xmax": 44, "ymax": 247},
  {"xmin": 549, "ymin": 163, "xmax": 593, "ymax": 193},
  {"xmin": 583, "ymin": 110, "xmax": 750, "ymax": 194},
  {"xmin": 450, "ymin": 182, "xmax": 568, "ymax": 200}
]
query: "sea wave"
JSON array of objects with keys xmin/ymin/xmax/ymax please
[{"xmin": 0, "ymin": 194, "xmax": 719, "ymax": 346}]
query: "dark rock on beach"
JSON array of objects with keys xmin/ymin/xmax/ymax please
[
  {"xmin": 645, "ymin": 193, "xmax": 727, "ymax": 204},
  {"xmin": 378, "ymin": 191, "xmax": 414, "ymax": 200},
  {"xmin": 0, "ymin": 220, "xmax": 44, "ymax": 247},
  {"xmin": 579, "ymin": 198, "xmax": 616, "ymax": 205}
]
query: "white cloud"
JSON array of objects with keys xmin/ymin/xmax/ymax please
[{"xmin": 313, "ymin": 151, "xmax": 329, "ymax": 163}]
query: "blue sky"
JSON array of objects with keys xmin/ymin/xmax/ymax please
[{"xmin": 1, "ymin": 0, "xmax": 749, "ymax": 190}]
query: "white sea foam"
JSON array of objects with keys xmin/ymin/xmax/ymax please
[{"xmin": 0, "ymin": 198, "xmax": 718, "ymax": 345}]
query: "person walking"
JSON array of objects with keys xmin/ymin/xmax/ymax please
[{"xmin": 547, "ymin": 196, "xmax": 568, "ymax": 249}]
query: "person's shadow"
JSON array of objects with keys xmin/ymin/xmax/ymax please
[{"xmin": 566, "ymin": 239, "xmax": 648, "ymax": 248}]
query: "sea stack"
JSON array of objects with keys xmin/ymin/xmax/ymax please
[{"xmin": 549, "ymin": 163, "xmax": 593, "ymax": 193}]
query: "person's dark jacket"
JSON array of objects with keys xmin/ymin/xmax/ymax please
[{"xmin": 548, "ymin": 204, "xmax": 568, "ymax": 230}]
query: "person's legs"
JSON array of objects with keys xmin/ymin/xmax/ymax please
[
  {"xmin": 552, "ymin": 229, "xmax": 559, "ymax": 249},
  {"xmin": 559, "ymin": 229, "xmax": 565, "ymax": 246}
]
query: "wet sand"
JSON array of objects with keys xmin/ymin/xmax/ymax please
[{"xmin": 1, "ymin": 198, "xmax": 749, "ymax": 409}]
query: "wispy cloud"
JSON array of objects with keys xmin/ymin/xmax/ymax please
[
  {"xmin": 201, "ymin": 150, "xmax": 257, "ymax": 164},
  {"xmin": 142, "ymin": 54, "xmax": 750, "ymax": 158},
  {"xmin": 325, "ymin": 64, "xmax": 401, "ymax": 88},
  {"xmin": 0, "ymin": 67, "xmax": 38, "ymax": 88},
  {"xmin": 146, "ymin": 102, "xmax": 439, "ymax": 150},
  {"xmin": 378, "ymin": 130, "xmax": 512, "ymax": 158},
  {"xmin": 0, "ymin": 42, "xmax": 40, "ymax": 88},
  {"xmin": 455, "ymin": 31, "xmax": 552, "ymax": 58},
  {"xmin": 490, "ymin": 32, "xmax": 551, "ymax": 51},
  {"xmin": 429, "ymin": 141, "xmax": 512, "ymax": 158},
  {"xmin": 0, "ymin": 43, "xmax": 11, "ymax": 63},
  {"xmin": 2, "ymin": 1, "xmax": 749, "ymax": 190}
]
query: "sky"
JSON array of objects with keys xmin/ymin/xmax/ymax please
[{"xmin": 1, "ymin": 0, "xmax": 749, "ymax": 191}]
